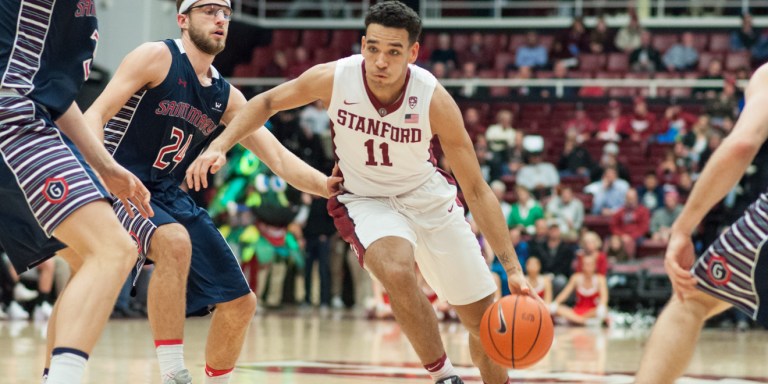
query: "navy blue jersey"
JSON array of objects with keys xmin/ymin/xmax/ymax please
[
  {"xmin": 105, "ymin": 39, "xmax": 230, "ymax": 192},
  {"xmin": 0, "ymin": 0, "xmax": 98, "ymax": 120}
]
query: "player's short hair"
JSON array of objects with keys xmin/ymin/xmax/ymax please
[{"xmin": 364, "ymin": 1, "xmax": 422, "ymax": 45}]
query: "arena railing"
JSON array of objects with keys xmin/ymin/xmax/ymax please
[
  {"xmin": 229, "ymin": 77, "xmax": 741, "ymax": 99},
  {"xmin": 235, "ymin": 0, "xmax": 768, "ymax": 28}
]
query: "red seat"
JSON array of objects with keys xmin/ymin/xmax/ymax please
[
  {"xmin": 451, "ymin": 33, "xmax": 470, "ymax": 52},
  {"xmin": 494, "ymin": 52, "xmax": 516, "ymax": 72},
  {"xmin": 579, "ymin": 53, "xmax": 606, "ymax": 71},
  {"xmin": 313, "ymin": 48, "xmax": 341, "ymax": 64},
  {"xmin": 652, "ymin": 33, "xmax": 679, "ymax": 53},
  {"xmin": 583, "ymin": 215, "xmax": 611, "ymax": 238},
  {"xmin": 330, "ymin": 30, "xmax": 359, "ymax": 51},
  {"xmin": 725, "ymin": 52, "xmax": 751, "ymax": 71},
  {"xmin": 606, "ymin": 53, "xmax": 629, "ymax": 73},
  {"xmin": 708, "ymin": 33, "xmax": 731, "ymax": 53},
  {"xmin": 509, "ymin": 34, "xmax": 527, "ymax": 50},
  {"xmin": 690, "ymin": 33, "xmax": 709, "ymax": 52},
  {"xmin": 697, "ymin": 52, "xmax": 723, "ymax": 72},
  {"xmin": 271, "ymin": 29, "xmax": 300, "ymax": 47},
  {"xmin": 301, "ymin": 30, "xmax": 329, "ymax": 49}
]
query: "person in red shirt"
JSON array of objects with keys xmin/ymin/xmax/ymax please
[
  {"xmin": 574, "ymin": 231, "xmax": 609, "ymax": 275},
  {"xmin": 564, "ymin": 104, "xmax": 597, "ymax": 142},
  {"xmin": 597, "ymin": 100, "xmax": 629, "ymax": 141},
  {"xmin": 622, "ymin": 97, "xmax": 657, "ymax": 142},
  {"xmin": 610, "ymin": 188, "xmax": 650, "ymax": 258},
  {"xmin": 657, "ymin": 102, "xmax": 698, "ymax": 144}
]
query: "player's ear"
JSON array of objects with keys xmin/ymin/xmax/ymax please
[
  {"xmin": 408, "ymin": 41, "xmax": 419, "ymax": 64},
  {"xmin": 177, "ymin": 14, "xmax": 188, "ymax": 30}
]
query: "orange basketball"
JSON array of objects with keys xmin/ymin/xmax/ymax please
[{"xmin": 479, "ymin": 294, "xmax": 554, "ymax": 369}]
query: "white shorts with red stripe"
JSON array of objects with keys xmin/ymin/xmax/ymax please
[{"xmin": 328, "ymin": 171, "xmax": 496, "ymax": 306}]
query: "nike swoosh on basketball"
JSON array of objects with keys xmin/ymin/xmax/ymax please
[
  {"xmin": 496, "ymin": 303, "xmax": 507, "ymax": 333},
  {"xmin": 343, "ymin": 100, "xmax": 359, "ymax": 105}
]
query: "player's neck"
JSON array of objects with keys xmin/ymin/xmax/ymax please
[{"xmin": 180, "ymin": 36, "xmax": 215, "ymax": 83}]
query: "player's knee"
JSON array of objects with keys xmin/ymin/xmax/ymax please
[
  {"xmin": 375, "ymin": 263, "xmax": 415, "ymax": 291},
  {"xmin": 151, "ymin": 225, "xmax": 192, "ymax": 267},
  {"xmin": 220, "ymin": 292, "xmax": 257, "ymax": 318},
  {"xmin": 104, "ymin": 234, "xmax": 141, "ymax": 273}
]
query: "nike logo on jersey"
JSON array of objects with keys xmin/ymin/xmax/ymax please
[
  {"xmin": 178, "ymin": 78, "xmax": 187, "ymax": 88},
  {"xmin": 343, "ymin": 100, "xmax": 359, "ymax": 105},
  {"xmin": 448, "ymin": 204, "xmax": 454, "ymax": 213}
]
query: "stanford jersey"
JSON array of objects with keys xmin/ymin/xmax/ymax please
[
  {"xmin": 105, "ymin": 39, "xmax": 230, "ymax": 192},
  {"xmin": 326, "ymin": 55, "xmax": 437, "ymax": 197}
]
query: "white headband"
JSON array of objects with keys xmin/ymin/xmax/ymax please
[{"xmin": 178, "ymin": 0, "xmax": 231, "ymax": 15}]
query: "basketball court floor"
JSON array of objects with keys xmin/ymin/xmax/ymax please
[{"xmin": 1, "ymin": 311, "xmax": 766, "ymax": 383}]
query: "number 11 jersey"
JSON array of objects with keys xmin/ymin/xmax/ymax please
[{"xmin": 326, "ymin": 55, "xmax": 438, "ymax": 197}]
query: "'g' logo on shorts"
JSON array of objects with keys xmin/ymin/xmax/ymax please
[
  {"xmin": 707, "ymin": 254, "xmax": 732, "ymax": 285},
  {"xmin": 43, "ymin": 178, "xmax": 69, "ymax": 204}
]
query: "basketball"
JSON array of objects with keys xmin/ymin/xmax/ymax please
[{"xmin": 479, "ymin": 294, "xmax": 554, "ymax": 369}]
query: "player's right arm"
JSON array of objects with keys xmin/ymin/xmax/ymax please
[
  {"xmin": 187, "ymin": 63, "xmax": 335, "ymax": 187},
  {"xmin": 666, "ymin": 63, "xmax": 768, "ymax": 298},
  {"xmin": 83, "ymin": 42, "xmax": 171, "ymax": 141}
]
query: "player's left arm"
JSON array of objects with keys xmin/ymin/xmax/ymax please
[
  {"xmin": 430, "ymin": 84, "xmax": 529, "ymax": 296},
  {"xmin": 213, "ymin": 86, "xmax": 338, "ymax": 198}
]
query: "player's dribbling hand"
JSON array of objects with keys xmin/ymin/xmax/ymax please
[
  {"xmin": 506, "ymin": 268, "xmax": 533, "ymax": 298},
  {"xmin": 185, "ymin": 148, "xmax": 226, "ymax": 191},
  {"xmin": 664, "ymin": 229, "xmax": 698, "ymax": 301},
  {"xmin": 101, "ymin": 163, "xmax": 153, "ymax": 219},
  {"xmin": 327, "ymin": 163, "xmax": 345, "ymax": 197}
]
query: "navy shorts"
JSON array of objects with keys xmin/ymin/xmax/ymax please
[
  {"xmin": 0, "ymin": 95, "xmax": 108, "ymax": 272},
  {"xmin": 692, "ymin": 193, "xmax": 768, "ymax": 326},
  {"xmin": 115, "ymin": 188, "xmax": 251, "ymax": 316}
]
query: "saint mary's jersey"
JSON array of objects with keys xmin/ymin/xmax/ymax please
[
  {"xmin": 105, "ymin": 39, "xmax": 230, "ymax": 192},
  {"xmin": 0, "ymin": 0, "xmax": 99, "ymax": 120},
  {"xmin": 327, "ymin": 55, "xmax": 438, "ymax": 197}
]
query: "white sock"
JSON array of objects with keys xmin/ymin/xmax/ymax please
[
  {"xmin": 424, "ymin": 353, "xmax": 457, "ymax": 382},
  {"xmin": 155, "ymin": 341, "xmax": 186, "ymax": 380},
  {"xmin": 47, "ymin": 349, "xmax": 88, "ymax": 384},
  {"xmin": 205, "ymin": 363, "xmax": 233, "ymax": 384}
]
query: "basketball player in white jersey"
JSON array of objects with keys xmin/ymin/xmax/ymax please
[{"xmin": 188, "ymin": 2, "xmax": 530, "ymax": 383}]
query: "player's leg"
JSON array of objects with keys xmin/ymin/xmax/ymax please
[
  {"xmin": 635, "ymin": 292, "xmax": 730, "ymax": 384},
  {"xmin": 204, "ymin": 292, "xmax": 257, "ymax": 374},
  {"xmin": 49, "ymin": 201, "xmax": 137, "ymax": 383},
  {"xmin": 452, "ymin": 295, "xmax": 509, "ymax": 384},
  {"xmin": 364, "ymin": 236, "xmax": 448, "ymax": 364},
  {"xmin": 144, "ymin": 223, "xmax": 192, "ymax": 382},
  {"xmin": 554, "ymin": 306, "xmax": 591, "ymax": 325}
]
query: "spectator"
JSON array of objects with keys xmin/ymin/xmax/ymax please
[
  {"xmin": 470, "ymin": 179, "xmax": 512, "ymax": 229},
  {"xmin": 622, "ymin": 97, "xmax": 657, "ymax": 142},
  {"xmin": 535, "ymin": 224, "xmax": 577, "ymax": 292},
  {"xmin": 550, "ymin": 40, "xmax": 578, "ymax": 68},
  {"xmin": 606, "ymin": 233, "xmax": 630, "ymax": 264},
  {"xmin": 657, "ymin": 102, "xmax": 698, "ymax": 143},
  {"xmin": 574, "ymin": 231, "xmax": 609, "ymax": 275},
  {"xmin": 474, "ymin": 136, "xmax": 493, "ymax": 182},
  {"xmin": 299, "ymin": 100, "xmax": 330, "ymax": 136},
  {"xmin": 630, "ymin": 30, "xmax": 664, "ymax": 73},
  {"xmin": 585, "ymin": 167, "xmax": 630, "ymax": 216},
  {"xmin": 262, "ymin": 50, "xmax": 289, "ymax": 77},
  {"xmin": 458, "ymin": 61, "xmax": 487, "ymax": 98},
  {"xmin": 430, "ymin": 61, "xmax": 447, "ymax": 79},
  {"xmin": 564, "ymin": 104, "xmax": 596, "ymax": 143},
  {"xmin": 286, "ymin": 46, "xmax": 313, "ymax": 79},
  {"xmin": 464, "ymin": 31, "xmax": 491, "ymax": 68},
  {"xmin": 485, "ymin": 109, "xmax": 517, "ymax": 175},
  {"xmin": 526, "ymin": 257, "xmax": 553, "ymax": 303},
  {"xmin": 698, "ymin": 130, "xmax": 724, "ymax": 170},
  {"xmin": 517, "ymin": 149, "xmax": 560, "ymax": 198},
  {"xmin": 546, "ymin": 186, "xmax": 585, "ymax": 240},
  {"xmin": 561, "ymin": 16, "xmax": 589, "ymax": 57},
  {"xmin": 542, "ymin": 61, "xmax": 578, "ymax": 98},
  {"xmin": 299, "ymin": 193, "xmax": 336, "ymax": 309},
  {"xmin": 615, "ymin": 14, "xmax": 644, "ymax": 53},
  {"xmin": 682, "ymin": 114, "xmax": 713, "ymax": 165},
  {"xmin": 656, "ymin": 147, "xmax": 683, "ymax": 186},
  {"xmin": 589, "ymin": 15, "xmax": 615, "ymax": 53},
  {"xmin": 695, "ymin": 59, "xmax": 724, "ymax": 99},
  {"xmin": 512, "ymin": 65, "xmax": 535, "ymax": 96},
  {"xmin": 706, "ymin": 81, "xmax": 739, "ymax": 127},
  {"xmin": 530, "ymin": 218, "xmax": 550, "ymax": 245},
  {"xmin": 592, "ymin": 142, "xmax": 632, "ymax": 182},
  {"xmin": 558, "ymin": 130, "xmax": 594, "ymax": 178},
  {"xmin": 507, "ymin": 186, "xmax": 545, "ymax": 234},
  {"xmin": 430, "ymin": 33, "xmax": 458, "ymax": 69},
  {"xmin": 663, "ymin": 32, "xmax": 699, "ymax": 72},
  {"xmin": 675, "ymin": 170, "xmax": 694, "ymax": 200},
  {"xmin": 550, "ymin": 255, "xmax": 609, "ymax": 326},
  {"xmin": 609, "ymin": 188, "xmax": 650, "ymax": 258},
  {"xmin": 732, "ymin": 13, "xmax": 760, "ymax": 51},
  {"xmin": 637, "ymin": 171, "xmax": 665, "ymax": 211},
  {"xmin": 515, "ymin": 31, "xmax": 549, "ymax": 70},
  {"xmin": 650, "ymin": 190, "xmax": 683, "ymax": 242},
  {"xmin": 596, "ymin": 100, "xmax": 628, "ymax": 142},
  {"xmin": 463, "ymin": 107, "xmax": 486, "ymax": 140}
]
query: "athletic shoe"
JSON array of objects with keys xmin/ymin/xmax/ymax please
[
  {"xmin": 435, "ymin": 376, "xmax": 464, "ymax": 384},
  {"xmin": 163, "ymin": 369, "xmax": 192, "ymax": 384},
  {"xmin": 13, "ymin": 283, "xmax": 38, "ymax": 302},
  {"xmin": 331, "ymin": 296, "xmax": 345, "ymax": 309},
  {"xmin": 33, "ymin": 302, "xmax": 53, "ymax": 321},
  {"xmin": 0, "ymin": 306, "xmax": 7, "ymax": 320},
  {"xmin": 7, "ymin": 301, "xmax": 29, "ymax": 320}
]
